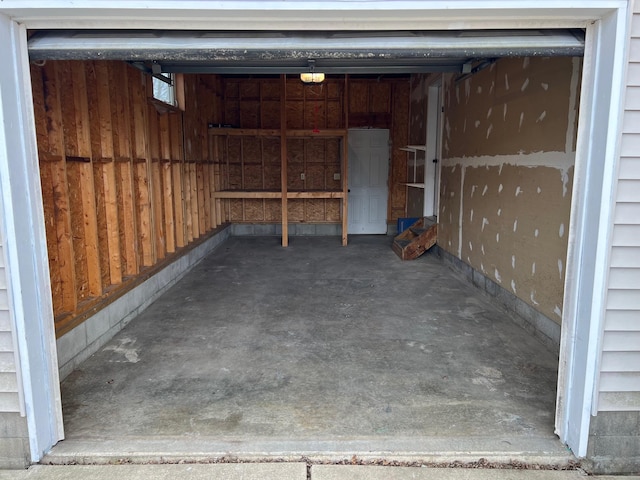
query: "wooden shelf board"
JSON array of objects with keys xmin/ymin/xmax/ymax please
[
  {"xmin": 212, "ymin": 190, "xmax": 346, "ymax": 199},
  {"xmin": 403, "ymin": 183, "xmax": 426, "ymax": 188},
  {"xmin": 286, "ymin": 129, "xmax": 348, "ymax": 138},
  {"xmin": 209, "ymin": 128, "xmax": 281, "ymax": 137},
  {"xmin": 400, "ymin": 145, "xmax": 427, "ymax": 152},
  {"xmin": 209, "ymin": 128, "xmax": 347, "ymax": 138}
]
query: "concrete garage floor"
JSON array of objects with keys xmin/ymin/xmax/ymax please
[{"xmin": 50, "ymin": 236, "xmax": 571, "ymax": 465}]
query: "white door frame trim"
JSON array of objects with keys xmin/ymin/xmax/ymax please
[
  {"xmin": 0, "ymin": 0, "xmax": 629, "ymax": 461},
  {"xmin": 424, "ymin": 77, "xmax": 442, "ymax": 218},
  {"xmin": 556, "ymin": 5, "xmax": 630, "ymax": 456},
  {"xmin": 0, "ymin": 13, "xmax": 64, "ymax": 461}
]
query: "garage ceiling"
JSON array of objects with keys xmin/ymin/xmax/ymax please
[{"xmin": 27, "ymin": 29, "xmax": 585, "ymax": 74}]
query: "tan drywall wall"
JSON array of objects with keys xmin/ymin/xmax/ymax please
[{"xmin": 439, "ymin": 56, "xmax": 581, "ymax": 323}]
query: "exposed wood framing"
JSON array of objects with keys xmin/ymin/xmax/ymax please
[
  {"xmin": 31, "ymin": 61, "xmax": 224, "ymax": 336},
  {"xmin": 32, "ymin": 62, "xmax": 408, "ymax": 333},
  {"xmin": 211, "ymin": 75, "xmax": 408, "ymax": 237}
]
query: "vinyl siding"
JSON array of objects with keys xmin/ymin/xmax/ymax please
[
  {"xmin": 598, "ymin": 4, "xmax": 640, "ymax": 412},
  {"xmin": 0, "ymin": 235, "xmax": 19, "ymax": 413}
]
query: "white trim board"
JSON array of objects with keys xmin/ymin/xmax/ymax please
[{"xmin": 0, "ymin": 13, "xmax": 63, "ymax": 461}]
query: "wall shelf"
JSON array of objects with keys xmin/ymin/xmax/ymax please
[
  {"xmin": 209, "ymin": 79, "xmax": 349, "ymax": 247},
  {"xmin": 401, "ymin": 144, "xmax": 427, "ymax": 189}
]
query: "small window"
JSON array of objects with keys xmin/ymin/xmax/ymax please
[{"xmin": 152, "ymin": 73, "xmax": 177, "ymax": 107}]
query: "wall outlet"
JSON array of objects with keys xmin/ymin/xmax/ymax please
[
  {"xmin": 300, "ymin": 173, "xmax": 305, "ymax": 180},
  {"xmin": 334, "ymin": 173, "xmax": 341, "ymax": 180}
]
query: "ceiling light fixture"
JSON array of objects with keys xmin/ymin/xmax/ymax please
[{"xmin": 300, "ymin": 60, "xmax": 325, "ymax": 84}]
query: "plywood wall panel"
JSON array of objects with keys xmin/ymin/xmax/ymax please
[
  {"xmin": 327, "ymin": 100, "xmax": 343, "ymax": 129},
  {"xmin": 262, "ymin": 101, "xmax": 281, "ymax": 129},
  {"xmin": 287, "ymin": 200, "xmax": 304, "ymax": 222},
  {"xmin": 265, "ymin": 199, "xmax": 281, "ymax": 221},
  {"xmin": 370, "ymin": 83, "xmax": 392, "ymax": 113},
  {"xmin": 264, "ymin": 164, "xmax": 281, "ymax": 190},
  {"xmin": 326, "ymin": 199, "xmax": 341, "ymax": 222},
  {"xmin": 261, "ymin": 80, "xmax": 281, "ymax": 100},
  {"xmin": 287, "ymin": 163, "xmax": 304, "ymax": 191},
  {"xmin": 224, "ymin": 99, "xmax": 240, "ymax": 127},
  {"xmin": 240, "ymin": 101, "xmax": 261, "ymax": 129},
  {"xmin": 239, "ymin": 81, "xmax": 259, "ymax": 99},
  {"xmin": 287, "ymin": 80, "xmax": 304, "ymax": 100},
  {"xmin": 304, "ymin": 100, "xmax": 326, "ymax": 130},
  {"xmin": 350, "ymin": 81, "xmax": 369, "ymax": 114},
  {"xmin": 286, "ymin": 100, "xmax": 304, "ymax": 129},
  {"xmin": 230, "ymin": 199, "xmax": 244, "ymax": 221},
  {"xmin": 305, "ymin": 199, "xmax": 325, "ymax": 221},
  {"xmin": 244, "ymin": 199, "xmax": 265, "ymax": 221}
]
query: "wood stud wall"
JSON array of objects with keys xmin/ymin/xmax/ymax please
[
  {"xmin": 213, "ymin": 76, "xmax": 410, "ymax": 231},
  {"xmin": 214, "ymin": 77, "xmax": 348, "ymax": 233},
  {"xmin": 32, "ymin": 62, "xmax": 410, "ymax": 336},
  {"xmin": 31, "ymin": 61, "xmax": 225, "ymax": 336}
]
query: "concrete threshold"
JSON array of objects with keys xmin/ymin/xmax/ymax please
[{"xmin": 43, "ymin": 436, "xmax": 574, "ymax": 467}]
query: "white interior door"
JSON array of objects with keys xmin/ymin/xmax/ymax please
[{"xmin": 348, "ymin": 129, "xmax": 390, "ymax": 234}]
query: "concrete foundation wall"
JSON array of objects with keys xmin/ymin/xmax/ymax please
[
  {"xmin": 57, "ymin": 226, "xmax": 231, "ymax": 380},
  {"xmin": 438, "ymin": 56, "xmax": 581, "ymax": 324},
  {"xmin": 0, "ymin": 413, "xmax": 29, "ymax": 469},
  {"xmin": 231, "ymin": 223, "xmax": 342, "ymax": 237},
  {"xmin": 438, "ymin": 247, "xmax": 561, "ymax": 352},
  {"xmin": 586, "ymin": 411, "xmax": 640, "ymax": 474}
]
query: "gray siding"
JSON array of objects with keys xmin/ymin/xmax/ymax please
[{"xmin": 598, "ymin": 5, "xmax": 640, "ymax": 412}]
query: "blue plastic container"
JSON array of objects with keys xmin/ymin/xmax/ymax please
[{"xmin": 397, "ymin": 217, "xmax": 420, "ymax": 233}]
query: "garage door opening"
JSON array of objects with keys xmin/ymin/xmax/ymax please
[{"xmin": 26, "ymin": 29, "xmax": 584, "ymax": 463}]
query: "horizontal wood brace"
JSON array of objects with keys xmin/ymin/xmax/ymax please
[
  {"xmin": 66, "ymin": 156, "xmax": 91, "ymax": 163},
  {"xmin": 37, "ymin": 153, "xmax": 64, "ymax": 162}
]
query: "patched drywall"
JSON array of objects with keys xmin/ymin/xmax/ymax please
[{"xmin": 439, "ymin": 56, "xmax": 581, "ymax": 323}]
